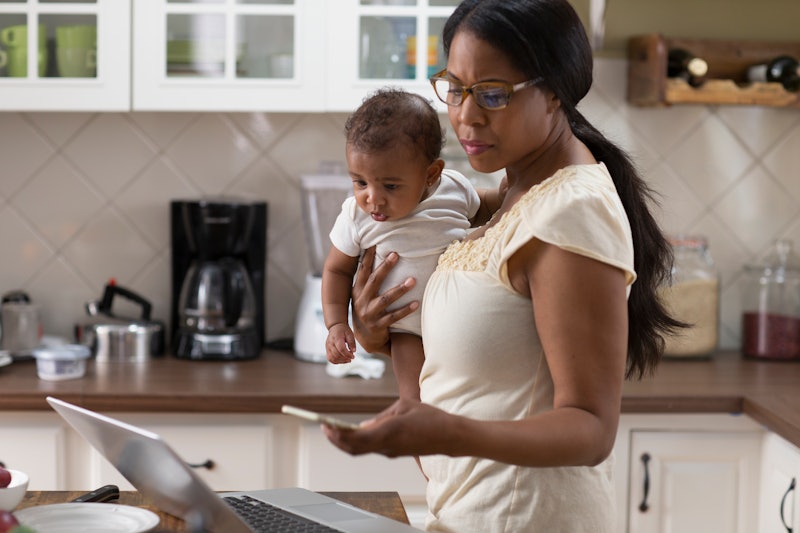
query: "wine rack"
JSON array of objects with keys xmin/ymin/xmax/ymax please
[{"xmin": 627, "ymin": 34, "xmax": 800, "ymax": 108}]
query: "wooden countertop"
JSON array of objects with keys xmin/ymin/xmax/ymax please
[
  {"xmin": 18, "ymin": 490, "xmax": 410, "ymax": 531},
  {"xmin": 2, "ymin": 349, "xmax": 800, "ymax": 446}
]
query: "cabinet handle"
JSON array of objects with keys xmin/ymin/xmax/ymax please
[
  {"xmin": 186, "ymin": 459, "xmax": 215, "ymax": 470},
  {"xmin": 639, "ymin": 453, "xmax": 651, "ymax": 513},
  {"xmin": 780, "ymin": 477, "xmax": 795, "ymax": 533}
]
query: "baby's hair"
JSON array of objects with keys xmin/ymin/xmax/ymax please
[{"xmin": 345, "ymin": 87, "xmax": 444, "ymax": 163}]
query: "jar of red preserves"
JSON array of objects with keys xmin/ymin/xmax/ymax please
[{"xmin": 741, "ymin": 240, "xmax": 800, "ymax": 359}]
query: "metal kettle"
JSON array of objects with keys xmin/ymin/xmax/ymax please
[
  {"xmin": 0, "ymin": 290, "xmax": 42, "ymax": 358},
  {"xmin": 75, "ymin": 280, "xmax": 166, "ymax": 361}
]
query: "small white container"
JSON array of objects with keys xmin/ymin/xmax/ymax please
[{"xmin": 32, "ymin": 344, "xmax": 91, "ymax": 381}]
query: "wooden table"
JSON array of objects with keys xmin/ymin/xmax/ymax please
[{"xmin": 18, "ymin": 491, "xmax": 411, "ymax": 532}]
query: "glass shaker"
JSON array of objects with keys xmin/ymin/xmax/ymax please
[
  {"xmin": 741, "ymin": 240, "xmax": 800, "ymax": 359},
  {"xmin": 660, "ymin": 235, "xmax": 720, "ymax": 358}
]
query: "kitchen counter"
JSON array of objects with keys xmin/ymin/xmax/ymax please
[{"xmin": 1, "ymin": 349, "xmax": 799, "ymax": 445}]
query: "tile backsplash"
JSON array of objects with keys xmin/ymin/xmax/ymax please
[{"xmin": 0, "ymin": 58, "xmax": 798, "ymax": 352}]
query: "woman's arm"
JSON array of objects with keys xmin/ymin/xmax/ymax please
[
  {"xmin": 325, "ymin": 241, "xmax": 628, "ymax": 468},
  {"xmin": 350, "ymin": 246, "xmax": 418, "ymax": 356},
  {"xmin": 471, "ymin": 175, "xmax": 508, "ymax": 227}
]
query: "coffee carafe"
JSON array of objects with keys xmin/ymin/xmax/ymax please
[{"xmin": 171, "ymin": 199, "xmax": 267, "ymax": 360}]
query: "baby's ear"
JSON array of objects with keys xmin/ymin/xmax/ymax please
[{"xmin": 427, "ymin": 159, "xmax": 446, "ymax": 184}]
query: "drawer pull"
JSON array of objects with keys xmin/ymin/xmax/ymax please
[
  {"xmin": 780, "ymin": 477, "xmax": 795, "ymax": 533},
  {"xmin": 186, "ymin": 459, "xmax": 215, "ymax": 470},
  {"xmin": 639, "ymin": 453, "xmax": 651, "ymax": 513}
]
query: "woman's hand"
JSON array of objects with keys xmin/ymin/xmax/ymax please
[
  {"xmin": 351, "ymin": 246, "xmax": 418, "ymax": 355},
  {"xmin": 322, "ymin": 398, "xmax": 455, "ymax": 458}
]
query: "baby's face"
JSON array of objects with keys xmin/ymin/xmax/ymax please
[{"xmin": 346, "ymin": 145, "xmax": 439, "ymax": 222}]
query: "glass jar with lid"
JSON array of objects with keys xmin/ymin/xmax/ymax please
[
  {"xmin": 741, "ymin": 239, "xmax": 800, "ymax": 359},
  {"xmin": 660, "ymin": 235, "xmax": 720, "ymax": 358}
]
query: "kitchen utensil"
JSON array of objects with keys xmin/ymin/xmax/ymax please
[
  {"xmin": 741, "ymin": 239, "xmax": 800, "ymax": 359},
  {"xmin": 294, "ymin": 173, "xmax": 352, "ymax": 362},
  {"xmin": 56, "ymin": 24, "xmax": 96, "ymax": 77},
  {"xmin": 71, "ymin": 484, "xmax": 120, "ymax": 503},
  {"xmin": 0, "ymin": 24, "xmax": 47, "ymax": 77},
  {"xmin": 75, "ymin": 280, "xmax": 165, "ymax": 361},
  {"xmin": 0, "ymin": 290, "xmax": 42, "ymax": 358},
  {"xmin": 171, "ymin": 199, "xmax": 266, "ymax": 361},
  {"xmin": 15, "ymin": 503, "xmax": 160, "ymax": 533},
  {"xmin": 0, "ymin": 469, "xmax": 28, "ymax": 511},
  {"xmin": 32, "ymin": 344, "xmax": 91, "ymax": 381}
]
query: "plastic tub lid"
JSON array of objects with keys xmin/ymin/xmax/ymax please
[{"xmin": 32, "ymin": 344, "xmax": 91, "ymax": 361}]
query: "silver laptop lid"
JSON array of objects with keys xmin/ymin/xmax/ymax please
[{"xmin": 46, "ymin": 396, "xmax": 252, "ymax": 533}]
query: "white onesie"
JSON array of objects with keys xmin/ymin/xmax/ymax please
[{"xmin": 329, "ymin": 169, "xmax": 480, "ymax": 336}]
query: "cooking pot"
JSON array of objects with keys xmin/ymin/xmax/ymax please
[{"xmin": 74, "ymin": 281, "xmax": 165, "ymax": 361}]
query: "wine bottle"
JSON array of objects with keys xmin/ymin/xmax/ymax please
[
  {"xmin": 747, "ymin": 55, "xmax": 800, "ymax": 92},
  {"xmin": 667, "ymin": 48, "xmax": 708, "ymax": 88}
]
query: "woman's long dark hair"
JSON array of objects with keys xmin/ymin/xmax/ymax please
[{"xmin": 443, "ymin": 0, "xmax": 684, "ymax": 379}]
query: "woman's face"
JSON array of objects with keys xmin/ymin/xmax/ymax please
[{"xmin": 445, "ymin": 31, "xmax": 557, "ymax": 174}]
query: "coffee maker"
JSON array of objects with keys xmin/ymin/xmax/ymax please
[{"xmin": 171, "ymin": 198, "xmax": 267, "ymax": 360}]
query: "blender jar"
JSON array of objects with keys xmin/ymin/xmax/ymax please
[
  {"xmin": 660, "ymin": 235, "xmax": 720, "ymax": 358},
  {"xmin": 741, "ymin": 240, "xmax": 800, "ymax": 359}
]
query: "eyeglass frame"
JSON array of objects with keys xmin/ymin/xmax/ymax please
[{"xmin": 428, "ymin": 68, "xmax": 545, "ymax": 110}]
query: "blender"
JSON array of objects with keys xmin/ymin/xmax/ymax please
[{"xmin": 294, "ymin": 173, "xmax": 352, "ymax": 362}]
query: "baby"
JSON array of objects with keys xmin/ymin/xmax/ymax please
[{"xmin": 322, "ymin": 87, "xmax": 503, "ymax": 399}]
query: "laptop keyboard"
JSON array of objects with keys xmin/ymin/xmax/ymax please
[{"xmin": 223, "ymin": 495, "xmax": 341, "ymax": 533}]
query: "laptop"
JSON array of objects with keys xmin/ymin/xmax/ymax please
[{"xmin": 46, "ymin": 397, "xmax": 422, "ymax": 533}]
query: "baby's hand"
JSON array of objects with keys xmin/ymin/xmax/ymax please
[{"xmin": 326, "ymin": 323, "xmax": 356, "ymax": 364}]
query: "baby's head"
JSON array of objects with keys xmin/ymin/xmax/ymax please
[{"xmin": 344, "ymin": 88, "xmax": 446, "ymax": 222}]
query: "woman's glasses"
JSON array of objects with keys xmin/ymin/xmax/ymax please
[{"xmin": 429, "ymin": 68, "xmax": 544, "ymax": 110}]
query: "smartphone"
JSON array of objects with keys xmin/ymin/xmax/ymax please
[{"xmin": 281, "ymin": 405, "xmax": 361, "ymax": 430}]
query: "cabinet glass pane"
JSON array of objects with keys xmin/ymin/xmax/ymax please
[
  {"xmin": 360, "ymin": 1, "xmax": 416, "ymax": 5},
  {"xmin": 236, "ymin": 15, "xmax": 293, "ymax": 79},
  {"xmin": 166, "ymin": 13, "xmax": 227, "ymax": 78},
  {"xmin": 430, "ymin": 0, "xmax": 459, "ymax": 5},
  {"xmin": 427, "ymin": 16, "xmax": 447, "ymax": 75},
  {"xmin": 359, "ymin": 16, "xmax": 415, "ymax": 80},
  {"xmin": 41, "ymin": 14, "xmax": 97, "ymax": 78}
]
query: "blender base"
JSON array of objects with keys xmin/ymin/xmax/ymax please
[{"xmin": 294, "ymin": 274, "xmax": 328, "ymax": 363}]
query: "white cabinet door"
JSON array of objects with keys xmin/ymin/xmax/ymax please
[
  {"xmin": 759, "ymin": 433, "xmax": 800, "ymax": 533},
  {"xmin": 296, "ymin": 421, "xmax": 426, "ymax": 498},
  {"xmin": 0, "ymin": 0, "xmax": 130, "ymax": 111},
  {"xmin": 132, "ymin": 0, "xmax": 326, "ymax": 111},
  {"xmin": 0, "ymin": 412, "xmax": 66, "ymax": 490},
  {"xmin": 87, "ymin": 414, "xmax": 274, "ymax": 492},
  {"xmin": 627, "ymin": 430, "xmax": 762, "ymax": 533},
  {"xmin": 325, "ymin": 0, "xmax": 459, "ymax": 112}
]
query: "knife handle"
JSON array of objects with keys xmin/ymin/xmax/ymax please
[{"xmin": 71, "ymin": 484, "xmax": 120, "ymax": 503}]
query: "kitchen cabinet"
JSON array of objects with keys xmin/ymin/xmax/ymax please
[
  {"xmin": 0, "ymin": 1, "xmax": 462, "ymax": 112},
  {"xmin": 132, "ymin": 0, "xmax": 327, "ymax": 111},
  {"xmin": 759, "ymin": 433, "xmax": 800, "ymax": 533},
  {"xmin": 324, "ymin": 0, "xmax": 459, "ymax": 112},
  {"xmin": 0, "ymin": 413, "xmax": 66, "ymax": 490},
  {"xmin": 0, "ymin": 0, "xmax": 130, "ymax": 111},
  {"xmin": 614, "ymin": 414, "xmax": 764, "ymax": 533}
]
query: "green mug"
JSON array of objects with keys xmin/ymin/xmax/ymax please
[
  {"xmin": 55, "ymin": 25, "xmax": 96, "ymax": 78},
  {"xmin": 0, "ymin": 24, "xmax": 47, "ymax": 77}
]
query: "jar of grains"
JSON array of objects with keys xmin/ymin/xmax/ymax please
[
  {"xmin": 741, "ymin": 240, "xmax": 800, "ymax": 360},
  {"xmin": 660, "ymin": 235, "xmax": 720, "ymax": 358}
]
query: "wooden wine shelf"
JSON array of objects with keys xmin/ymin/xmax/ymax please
[{"xmin": 628, "ymin": 34, "xmax": 800, "ymax": 108}]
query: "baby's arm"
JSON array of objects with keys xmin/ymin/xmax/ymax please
[
  {"xmin": 322, "ymin": 247, "xmax": 360, "ymax": 363},
  {"xmin": 471, "ymin": 175, "xmax": 509, "ymax": 227},
  {"xmin": 389, "ymin": 333, "xmax": 425, "ymax": 400}
]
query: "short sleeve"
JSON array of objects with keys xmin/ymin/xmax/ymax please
[
  {"xmin": 329, "ymin": 197, "xmax": 362, "ymax": 258},
  {"xmin": 494, "ymin": 165, "xmax": 637, "ymax": 288}
]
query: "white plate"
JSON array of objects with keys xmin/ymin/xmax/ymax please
[
  {"xmin": 0, "ymin": 351, "xmax": 11, "ymax": 368},
  {"xmin": 15, "ymin": 503, "xmax": 160, "ymax": 533}
]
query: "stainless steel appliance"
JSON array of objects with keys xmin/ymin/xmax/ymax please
[
  {"xmin": 75, "ymin": 280, "xmax": 166, "ymax": 361},
  {"xmin": 294, "ymin": 174, "xmax": 351, "ymax": 362},
  {"xmin": 171, "ymin": 198, "xmax": 267, "ymax": 360}
]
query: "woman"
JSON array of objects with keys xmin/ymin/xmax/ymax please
[{"xmin": 323, "ymin": 1, "xmax": 682, "ymax": 531}]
